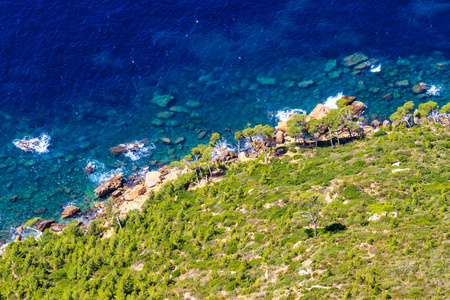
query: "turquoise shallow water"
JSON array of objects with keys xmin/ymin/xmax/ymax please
[{"xmin": 0, "ymin": 0, "xmax": 449, "ymax": 240}]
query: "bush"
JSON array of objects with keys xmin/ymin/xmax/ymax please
[{"xmin": 373, "ymin": 130, "xmax": 387, "ymax": 137}]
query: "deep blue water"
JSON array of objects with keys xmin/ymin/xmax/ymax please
[{"xmin": 0, "ymin": 0, "xmax": 449, "ymax": 240}]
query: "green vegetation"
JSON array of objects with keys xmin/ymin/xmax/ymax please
[{"xmin": 2, "ymin": 104, "xmax": 450, "ymax": 299}]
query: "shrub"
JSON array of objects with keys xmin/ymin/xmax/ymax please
[{"xmin": 373, "ymin": 130, "xmax": 387, "ymax": 137}]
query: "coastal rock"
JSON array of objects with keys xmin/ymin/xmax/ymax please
[
  {"xmin": 342, "ymin": 53, "xmax": 369, "ymax": 67},
  {"xmin": 412, "ymin": 82, "xmax": 427, "ymax": 94},
  {"xmin": 371, "ymin": 120, "xmax": 381, "ymax": 128},
  {"xmin": 305, "ymin": 104, "xmax": 332, "ymax": 123},
  {"xmin": 229, "ymin": 151, "xmax": 238, "ymax": 159},
  {"xmin": 276, "ymin": 131, "xmax": 284, "ymax": 144},
  {"xmin": 351, "ymin": 101, "xmax": 366, "ymax": 115},
  {"xmin": 414, "ymin": 116, "xmax": 420, "ymax": 125},
  {"xmin": 15, "ymin": 235, "xmax": 22, "ymax": 242},
  {"xmin": 342, "ymin": 95, "xmax": 357, "ymax": 105},
  {"xmin": 61, "ymin": 206, "xmax": 81, "ymax": 219},
  {"xmin": 9, "ymin": 195, "xmax": 19, "ymax": 202},
  {"xmin": 94, "ymin": 174, "xmax": 123, "ymax": 197},
  {"xmin": 152, "ymin": 94, "xmax": 175, "ymax": 108},
  {"xmin": 84, "ymin": 165, "xmax": 95, "ymax": 174},
  {"xmin": 36, "ymin": 219, "xmax": 55, "ymax": 232},
  {"xmin": 110, "ymin": 139, "xmax": 148, "ymax": 155},
  {"xmin": 49, "ymin": 223, "xmax": 67, "ymax": 234},
  {"xmin": 382, "ymin": 120, "xmax": 390, "ymax": 127},
  {"xmin": 275, "ymin": 121, "xmax": 288, "ymax": 133},
  {"xmin": 126, "ymin": 185, "xmax": 147, "ymax": 201},
  {"xmin": 145, "ymin": 171, "xmax": 161, "ymax": 188}
]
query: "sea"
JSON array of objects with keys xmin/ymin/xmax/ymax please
[{"xmin": 0, "ymin": 0, "xmax": 449, "ymax": 241}]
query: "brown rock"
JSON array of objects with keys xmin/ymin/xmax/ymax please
[
  {"xmin": 94, "ymin": 203, "xmax": 101, "ymax": 208},
  {"xmin": 342, "ymin": 53, "xmax": 369, "ymax": 67},
  {"xmin": 412, "ymin": 82, "xmax": 427, "ymax": 94},
  {"xmin": 382, "ymin": 120, "xmax": 390, "ymax": 127},
  {"xmin": 0, "ymin": 240, "xmax": 6, "ymax": 247},
  {"xmin": 305, "ymin": 104, "xmax": 332, "ymax": 122},
  {"xmin": 96, "ymin": 212, "xmax": 107, "ymax": 219},
  {"xmin": 161, "ymin": 138, "xmax": 171, "ymax": 144},
  {"xmin": 84, "ymin": 165, "xmax": 95, "ymax": 174},
  {"xmin": 351, "ymin": 101, "xmax": 366, "ymax": 115},
  {"xmin": 276, "ymin": 131, "xmax": 285, "ymax": 144},
  {"xmin": 145, "ymin": 171, "xmax": 161, "ymax": 188},
  {"xmin": 427, "ymin": 116, "xmax": 435, "ymax": 124},
  {"xmin": 127, "ymin": 185, "xmax": 147, "ymax": 201},
  {"xmin": 9, "ymin": 195, "xmax": 19, "ymax": 202},
  {"xmin": 15, "ymin": 235, "xmax": 22, "ymax": 242},
  {"xmin": 61, "ymin": 206, "xmax": 81, "ymax": 219},
  {"xmin": 49, "ymin": 223, "xmax": 67, "ymax": 234},
  {"xmin": 342, "ymin": 95, "xmax": 357, "ymax": 105},
  {"xmin": 36, "ymin": 219, "xmax": 55, "ymax": 232},
  {"xmin": 16, "ymin": 226, "xmax": 23, "ymax": 234},
  {"xmin": 371, "ymin": 120, "xmax": 381, "ymax": 128},
  {"xmin": 94, "ymin": 174, "xmax": 123, "ymax": 197},
  {"xmin": 382, "ymin": 94, "xmax": 392, "ymax": 99},
  {"xmin": 100, "ymin": 202, "xmax": 105, "ymax": 208},
  {"xmin": 111, "ymin": 189, "xmax": 123, "ymax": 198},
  {"xmin": 229, "ymin": 151, "xmax": 238, "ymax": 159},
  {"xmin": 275, "ymin": 121, "xmax": 288, "ymax": 132}
]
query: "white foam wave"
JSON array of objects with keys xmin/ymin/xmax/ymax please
[
  {"xmin": 275, "ymin": 109, "xmax": 307, "ymax": 122},
  {"xmin": 323, "ymin": 92, "xmax": 344, "ymax": 109},
  {"xmin": 123, "ymin": 141, "xmax": 156, "ymax": 161},
  {"xmin": 212, "ymin": 140, "xmax": 236, "ymax": 159},
  {"xmin": 13, "ymin": 133, "xmax": 51, "ymax": 153},
  {"xmin": 427, "ymin": 84, "xmax": 443, "ymax": 96},
  {"xmin": 85, "ymin": 158, "xmax": 125, "ymax": 185},
  {"xmin": 370, "ymin": 64, "xmax": 381, "ymax": 72}
]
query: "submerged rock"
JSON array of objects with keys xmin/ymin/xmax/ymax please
[
  {"xmin": 257, "ymin": 77, "xmax": 277, "ymax": 85},
  {"xmin": 161, "ymin": 138, "xmax": 171, "ymax": 144},
  {"xmin": 152, "ymin": 94, "xmax": 175, "ymax": 108},
  {"xmin": 186, "ymin": 100, "xmax": 202, "ymax": 108},
  {"xmin": 323, "ymin": 59, "xmax": 337, "ymax": 72},
  {"xmin": 298, "ymin": 80, "xmax": 314, "ymax": 88},
  {"xmin": 110, "ymin": 139, "xmax": 148, "ymax": 155},
  {"xmin": 342, "ymin": 53, "xmax": 368, "ymax": 67},
  {"xmin": 61, "ymin": 206, "xmax": 81, "ymax": 219},
  {"xmin": 156, "ymin": 111, "xmax": 174, "ymax": 119},
  {"xmin": 396, "ymin": 80, "xmax": 410, "ymax": 87},
  {"xmin": 94, "ymin": 174, "xmax": 123, "ymax": 197},
  {"xmin": 174, "ymin": 137, "xmax": 186, "ymax": 144}
]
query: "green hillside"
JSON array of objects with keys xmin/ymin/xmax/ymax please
[{"xmin": 2, "ymin": 122, "xmax": 450, "ymax": 299}]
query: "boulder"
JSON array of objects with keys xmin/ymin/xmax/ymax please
[
  {"xmin": 342, "ymin": 53, "xmax": 369, "ymax": 67},
  {"xmin": 298, "ymin": 80, "xmax": 314, "ymax": 88},
  {"xmin": 15, "ymin": 235, "xmax": 22, "ymax": 242},
  {"xmin": 371, "ymin": 120, "xmax": 381, "ymax": 128},
  {"xmin": 110, "ymin": 139, "xmax": 147, "ymax": 155},
  {"xmin": 84, "ymin": 165, "xmax": 95, "ymax": 174},
  {"xmin": 161, "ymin": 138, "xmax": 171, "ymax": 144},
  {"xmin": 368, "ymin": 213, "xmax": 381, "ymax": 221},
  {"xmin": 276, "ymin": 131, "xmax": 285, "ymax": 144},
  {"xmin": 427, "ymin": 116, "xmax": 435, "ymax": 124},
  {"xmin": 412, "ymin": 82, "xmax": 427, "ymax": 94},
  {"xmin": 275, "ymin": 121, "xmax": 288, "ymax": 133},
  {"xmin": 342, "ymin": 95, "xmax": 357, "ymax": 105},
  {"xmin": 197, "ymin": 131, "xmax": 207, "ymax": 139},
  {"xmin": 414, "ymin": 116, "xmax": 421, "ymax": 125},
  {"xmin": 36, "ymin": 219, "xmax": 55, "ymax": 232},
  {"xmin": 125, "ymin": 185, "xmax": 147, "ymax": 201},
  {"xmin": 145, "ymin": 171, "xmax": 161, "ymax": 188},
  {"xmin": 351, "ymin": 101, "xmax": 366, "ymax": 115},
  {"xmin": 305, "ymin": 104, "xmax": 332, "ymax": 123},
  {"xmin": 50, "ymin": 223, "xmax": 67, "ymax": 234},
  {"xmin": 61, "ymin": 206, "xmax": 81, "ymax": 219},
  {"xmin": 382, "ymin": 120, "xmax": 390, "ymax": 127},
  {"xmin": 94, "ymin": 174, "xmax": 123, "ymax": 197},
  {"xmin": 229, "ymin": 151, "xmax": 238, "ymax": 159}
]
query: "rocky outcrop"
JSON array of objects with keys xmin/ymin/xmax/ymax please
[
  {"xmin": 275, "ymin": 121, "xmax": 288, "ymax": 133},
  {"xmin": 50, "ymin": 223, "xmax": 67, "ymax": 234},
  {"xmin": 110, "ymin": 139, "xmax": 148, "ymax": 155},
  {"xmin": 61, "ymin": 206, "xmax": 81, "ymax": 219},
  {"xmin": 276, "ymin": 131, "xmax": 284, "ymax": 144},
  {"xmin": 36, "ymin": 219, "xmax": 55, "ymax": 232},
  {"xmin": 305, "ymin": 104, "xmax": 332, "ymax": 122},
  {"xmin": 371, "ymin": 120, "xmax": 381, "ymax": 128},
  {"xmin": 145, "ymin": 171, "xmax": 161, "ymax": 188},
  {"xmin": 94, "ymin": 174, "xmax": 123, "ymax": 197},
  {"xmin": 351, "ymin": 101, "xmax": 366, "ymax": 115},
  {"xmin": 342, "ymin": 95, "xmax": 357, "ymax": 105},
  {"xmin": 125, "ymin": 185, "xmax": 147, "ymax": 201},
  {"xmin": 382, "ymin": 120, "xmax": 390, "ymax": 127},
  {"xmin": 412, "ymin": 82, "xmax": 427, "ymax": 94}
]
